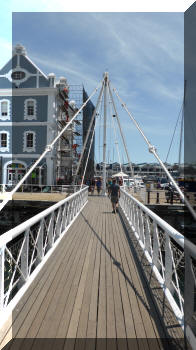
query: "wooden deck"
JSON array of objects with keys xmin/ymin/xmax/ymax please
[
  {"xmin": 0, "ymin": 192, "xmax": 68, "ymax": 202},
  {"xmin": 1, "ymin": 196, "xmax": 184, "ymax": 350}
]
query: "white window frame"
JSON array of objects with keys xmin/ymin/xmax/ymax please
[
  {"xmin": 0, "ymin": 99, "xmax": 10, "ymax": 121},
  {"xmin": 24, "ymin": 99, "xmax": 37, "ymax": 120},
  {"xmin": 0, "ymin": 131, "xmax": 9, "ymax": 152},
  {"xmin": 23, "ymin": 130, "xmax": 36, "ymax": 152}
]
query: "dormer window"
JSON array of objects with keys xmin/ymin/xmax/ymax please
[
  {"xmin": 24, "ymin": 99, "xmax": 37, "ymax": 120},
  {"xmin": 0, "ymin": 100, "xmax": 10, "ymax": 120},
  {"xmin": 11, "ymin": 71, "xmax": 26, "ymax": 80}
]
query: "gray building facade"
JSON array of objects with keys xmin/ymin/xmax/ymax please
[{"xmin": 0, "ymin": 44, "xmax": 65, "ymax": 186}]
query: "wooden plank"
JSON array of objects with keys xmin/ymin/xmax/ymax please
[
  {"xmin": 55, "ymin": 214, "xmax": 93, "ymax": 339},
  {"xmin": 75, "ymin": 199, "xmax": 100, "ymax": 341},
  {"xmin": 30, "ymin": 214, "xmax": 90, "ymax": 350},
  {"xmin": 109, "ymin": 207, "xmax": 127, "ymax": 339},
  {"xmin": 113, "ymin": 214, "xmax": 150, "ymax": 350},
  {"xmin": 111, "ymin": 213, "xmax": 138, "ymax": 341},
  {"xmin": 105, "ymin": 198, "xmax": 117, "ymax": 340},
  {"xmin": 35, "ymin": 214, "xmax": 88, "ymax": 337},
  {"xmin": 86, "ymin": 199, "xmax": 103, "ymax": 344},
  {"xmin": 66, "ymin": 228, "xmax": 94, "ymax": 337},
  {"xmin": 15, "ymin": 214, "xmax": 88, "ymax": 346},
  {"xmin": 96, "ymin": 197, "xmax": 107, "ymax": 341}
]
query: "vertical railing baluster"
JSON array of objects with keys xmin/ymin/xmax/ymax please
[
  {"xmin": 48, "ymin": 212, "xmax": 54, "ymax": 248},
  {"xmin": 152, "ymin": 222, "xmax": 160, "ymax": 270},
  {"xmin": 55, "ymin": 207, "xmax": 62, "ymax": 239},
  {"xmin": 139, "ymin": 209, "xmax": 144, "ymax": 244},
  {"xmin": 61, "ymin": 204, "xmax": 67, "ymax": 232},
  {"xmin": 36, "ymin": 219, "xmax": 44, "ymax": 264},
  {"xmin": 144, "ymin": 215, "xmax": 152, "ymax": 256},
  {"xmin": 21, "ymin": 229, "xmax": 30, "ymax": 282},
  {"xmin": 165, "ymin": 234, "xmax": 173, "ymax": 291}
]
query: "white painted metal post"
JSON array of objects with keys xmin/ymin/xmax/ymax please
[
  {"xmin": 20, "ymin": 229, "xmax": 29, "ymax": 282},
  {"xmin": 36, "ymin": 219, "xmax": 44, "ymax": 264},
  {"xmin": 102, "ymin": 72, "xmax": 108, "ymax": 196}
]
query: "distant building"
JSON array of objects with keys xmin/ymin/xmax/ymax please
[
  {"xmin": 95, "ymin": 162, "xmax": 180, "ymax": 179},
  {"xmin": 69, "ymin": 85, "xmax": 95, "ymax": 181},
  {"xmin": 0, "ymin": 44, "xmax": 90, "ymax": 186}
]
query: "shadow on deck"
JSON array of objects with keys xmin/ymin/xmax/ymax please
[{"xmin": 1, "ymin": 197, "xmax": 185, "ymax": 350}]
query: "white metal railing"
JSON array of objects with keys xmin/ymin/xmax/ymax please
[
  {"xmin": 0, "ymin": 184, "xmax": 82, "ymax": 194},
  {"xmin": 0, "ymin": 186, "xmax": 88, "ymax": 314},
  {"xmin": 120, "ymin": 188, "xmax": 196, "ymax": 349}
]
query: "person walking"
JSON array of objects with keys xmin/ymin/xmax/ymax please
[
  {"xmin": 96, "ymin": 178, "xmax": 102, "ymax": 195},
  {"xmin": 90, "ymin": 178, "xmax": 95, "ymax": 195},
  {"xmin": 108, "ymin": 178, "xmax": 120, "ymax": 213}
]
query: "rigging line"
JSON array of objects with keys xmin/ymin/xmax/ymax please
[
  {"xmin": 90, "ymin": 92, "xmax": 103, "ymax": 176},
  {"xmin": 72, "ymin": 82, "xmax": 105, "ymax": 184},
  {"xmin": 112, "ymin": 83, "xmax": 196, "ymax": 221},
  {"xmin": 0, "ymin": 80, "xmax": 102, "ymax": 213},
  {"xmin": 80, "ymin": 114, "xmax": 97, "ymax": 189},
  {"xmin": 178, "ymin": 110, "xmax": 184, "ymax": 166},
  {"xmin": 109, "ymin": 97, "xmax": 125, "ymax": 187},
  {"xmin": 108, "ymin": 81, "xmax": 135, "ymax": 181},
  {"xmin": 165, "ymin": 102, "xmax": 183, "ymax": 163}
]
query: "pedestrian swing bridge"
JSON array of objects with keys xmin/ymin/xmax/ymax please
[{"xmin": 0, "ymin": 73, "xmax": 196, "ymax": 349}]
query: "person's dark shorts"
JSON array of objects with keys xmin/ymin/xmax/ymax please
[{"xmin": 111, "ymin": 195, "xmax": 118, "ymax": 203}]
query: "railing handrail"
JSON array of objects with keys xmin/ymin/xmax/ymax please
[
  {"xmin": 0, "ymin": 186, "xmax": 88, "ymax": 248},
  {"xmin": 121, "ymin": 188, "xmax": 196, "ymax": 259}
]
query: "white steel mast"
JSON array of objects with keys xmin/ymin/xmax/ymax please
[{"xmin": 102, "ymin": 72, "xmax": 108, "ymax": 195}]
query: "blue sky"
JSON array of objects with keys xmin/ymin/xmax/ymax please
[{"xmin": 0, "ymin": 1, "xmax": 193, "ymax": 164}]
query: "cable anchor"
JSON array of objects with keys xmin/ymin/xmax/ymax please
[
  {"xmin": 45, "ymin": 145, "xmax": 53, "ymax": 152},
  {"xmin": 148, "ymin": 145, "xmax": 156, "ymax": 153}
]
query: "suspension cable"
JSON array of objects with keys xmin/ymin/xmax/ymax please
[
  {"xmin": 109, "ymin": 98, "xmax": 125, "ymax": 187},
  {"xmin": 80, "ymin": 115, "xmax": 97, "ymax": 189},
  {"xmin": 112, "ymin": 84, "xmax": 196, "ymax": 221},
  {"xmin": 108, "ymin": 81, "xmax": 135, "ymax": 183},
  {"xmin": 80, "ymin": 88, "xmax": 103, "ymax": 187},
  {"xmin": 165, "ymin": 102, "xmax": 183, "ymax": 163},
  {"xmin": 73, "ymin": 81, "xmax": 104, "ymax": 184},
  {"xmin": 0, "ymin": 81, "xmax": 102, "ymax": 212}
]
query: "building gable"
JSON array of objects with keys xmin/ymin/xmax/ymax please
[{"xmin": 0, "ymin": 44, "xmax": 50, "ymax": 89}]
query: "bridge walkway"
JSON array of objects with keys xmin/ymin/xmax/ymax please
[{"xmin": 2, "ymin": 196, "xmax": 184, "ymax": 350}]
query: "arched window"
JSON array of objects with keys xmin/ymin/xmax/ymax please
[
  {"xmin": 23, "ymin": 131, "xmax": 36, "ymax": 152},
  {"xmin": 0, "ymin": 100, "xmax": 10, "ymax": 120},
  {"xmin": 0, "ymin": 131, "xmax": 9, "ymax": 152},
  {"xmin": 24, "ymin": 99, "xmax": 37, "ymax": 120}
]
